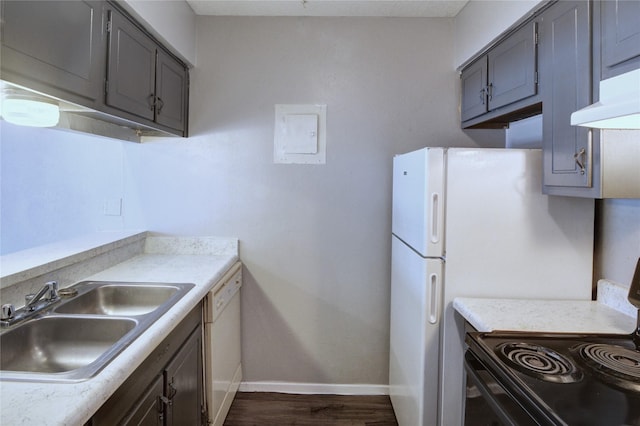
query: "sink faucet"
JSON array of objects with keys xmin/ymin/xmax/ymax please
[
  {"xmin": 25, "ymin": 281, "xmax": 59, "ymax": 311},
  {"xmin": 1, "ymin": 281, "xmax": 61, "ymax": 328}
]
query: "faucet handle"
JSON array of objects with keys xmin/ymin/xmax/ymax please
[
  {"xmin": 25, "ymin": 294, "xmax": 35, "ymax": 307},
  {"xmin": 1, "ymin": 304, "xmax": 15, "ymax": 320},
  {"xmin": 46, "ymin": 280, "xmax": 59, "ymax": 300}
]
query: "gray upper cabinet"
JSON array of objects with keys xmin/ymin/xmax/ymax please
[
  {"xmin": 106, "ymin": 8, "xmax": 156, "ymax": 122},
  {"xmin": 460, "ymin": 21, "xmax": 539, "ymax": 128},
  {"xmin": 0, "ymin": 1, "xmax": 106, "ymax": 107},
  {"xmin": 1, "ymin": 0, "xmax": 188, "ymax": 138},
  {"xmin": 487, "ymin": 22, "xmax": 538, "ymax": 111},
  {"xmin": 600, "ymin": 0, "xmax": 640, "ymax": 79},
  {"xmin": 541, "ymin": 0, "xmax": 640, "ymax": 198},
  {"xmin": 540, "ymin": 1, "xmax": 593, "ymax": 191},
  {"xmin": 460, "ymin": 57, "xmax": 488, "ymax": 122},
  {"xmin": 155, "ymin": 49, "xmax": 189, "ymax": 132},
  {"xmin": 106, "ymin": 5, "xmax": 188, "ymax": 135}
]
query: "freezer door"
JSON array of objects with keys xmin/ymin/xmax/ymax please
[
  {"xmin": 392, "ymin": 147, "xmax": 445, "ymax": 257},
  {"xmin": 389, "ymin": 236, "xmax": 443, "ymax": 426}
]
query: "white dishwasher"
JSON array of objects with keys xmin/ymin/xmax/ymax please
[{"xmin": 204, "ymin": 261, "xmax": 242, "ymax": 426}]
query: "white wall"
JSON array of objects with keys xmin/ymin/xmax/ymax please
[
  {"xmin": 0, "ymin": 123, "xmax": 130, "ymax": 254},
  {"xmin": 454, "ymin": 0, "xmax": 543, "ymax": 68},
  {"xmin": 597, "ymin": 199, "xmax": 640, "ymax": 286}
]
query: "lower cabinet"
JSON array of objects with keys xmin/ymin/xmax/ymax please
[
  {"xmin": 88, "ymin": 304, "xmax": 204, "ymax": 426},
  {"xmin": 164, "ymin": 328, "xmax": 203, "ymax": 425},
  {"xmin": 122, "ymin": 375, "xmax": 164, "ymax": 425}
]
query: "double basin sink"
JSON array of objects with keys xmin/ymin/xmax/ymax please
[{"xmin": 0, "ymin": 281, "xmax": 194, "ymax": 382}]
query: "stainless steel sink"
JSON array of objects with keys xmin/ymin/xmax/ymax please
[
  {"xmin": 54, "ymin": 283, "xmax": 183, "ymax": 316},
  {"xmin": 0, "ymin": 281, "xmax": 195, "ymax": 382},
  {"xmin": 1, "ymin": 316, "xmax": 136, "ymax": 377}
]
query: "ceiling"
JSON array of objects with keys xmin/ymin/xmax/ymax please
[{"xmin": 185, "ymin": 0, "xmax": 470, "ymax": 17}]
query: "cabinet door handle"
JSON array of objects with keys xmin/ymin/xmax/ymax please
[
  {"xmin": 574, "ymin": 148, "xmax": 586, "ymax": 175},
  {"xmin": 156, "ymin": 97, "xmax": 164, "ymax": 114},
  {"xmin": 479, "ymin": 87, "xmax": 486, "ymax": 105},
  {"xmin": 168, "ymin": 382, "xmax": 178, "ymax": 401},
  {"xmin": 159, "ymin": 394, "xmax": 171, "ymax": 406},
  {"xmin": 487, "ymin": 83, "xmax": 493, "ymax": 101},
  {"xmin": 148, "ymin": 94, "xmax": 156, "ymax": 111}
]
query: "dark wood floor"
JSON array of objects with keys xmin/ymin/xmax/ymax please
[{"xmin": 223, "ymin": 392, "xmax": 399, "ymax": 426}]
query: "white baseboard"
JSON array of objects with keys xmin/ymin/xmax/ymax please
[{"xmin": 238, "ymin": 381, "xmax": 389, "ymax": 396}]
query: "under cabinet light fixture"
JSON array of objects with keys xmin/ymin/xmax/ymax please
[
  {"xmin": 0, "ymin": 92, "xmax": 60, "ymax": 127},
  {"xmin": 571, "ymin": 69, "xmax": 640, "ymax": 130}
]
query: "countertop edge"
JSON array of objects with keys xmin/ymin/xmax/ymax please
[{"xmin": 453, "ymin": 297, "xmax": 636, "ymax": 335}]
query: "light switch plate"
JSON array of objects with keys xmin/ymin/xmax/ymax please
[
  {"xmin": 103, "ymin": 198, "xmax": 122, "ymax": 216},
  {"xmin": 274, "ymin": 104, "xmax": 326, "ymax": 164}
]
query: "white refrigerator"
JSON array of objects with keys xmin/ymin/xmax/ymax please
[{"xmin": 389, "ymin": 148, "xmax": 594, "ymax": 426}]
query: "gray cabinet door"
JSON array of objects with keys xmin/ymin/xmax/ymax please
[
  {"xmin": 541, "ymin": 1, "xmax": 592, "ymax": 189},
  {"xmin": 165, "ymin": 327, "xmax": 203, "ymax": 426},
  {"xmin": 460, "ymin": 20, "xmax": 538, "ymax": 126},
  {"xmin": 460, "ymin": 56, "xmax": 488, "ymax": 122},
  {"xmin": 488, "ymin": 21, "xmax": 538, "ymax": 111},
  {"xmin": 155, "ymin": 49, "xmax": 188, "ymax": 132},
  {"xmin": 106, "ymin": 8, "xmax": 156, "ymax": 121},
  {"xmin": 1, "ymin": 1, "xmax": 105, "ymax": 106},
  {"xmin": 600, "ymin": 0, "xmax": 640, "ymax": 79},
  {"xmin": 121, "ymin": 375, "xmax": 164, "ymax": 426}
]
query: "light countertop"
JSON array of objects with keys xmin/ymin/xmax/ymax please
[
  {"xmin": 0, "ymin": 235, "xmax": 238, "ymax": 426},
  {"xmin": 453, "ymin": 279, "xmax": 637, "ymax": 335}
]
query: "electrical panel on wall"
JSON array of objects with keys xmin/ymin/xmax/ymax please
[{"xmin": 274, "ymin": 104, "xmax": 327, "ymax": 164}]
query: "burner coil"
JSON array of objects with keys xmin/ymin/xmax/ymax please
[
  {"xmin": 572, "ymin": 343, "xmax": 640, "ymax": 391},
  {"xmin": 496, "ymin": 342, "xmax": 583, "ymax": 383}
]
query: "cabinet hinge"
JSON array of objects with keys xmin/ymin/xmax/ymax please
[
  {"xmin": 106, "ymin": 20, "xmax": 113, "ymax": 33},
  {"xmin": 534, "ymin": 31, "xmax": 539, "ymax": 46},
  {"xmin": 534, "ymin": 71, "xmax": 538, "ymax": 84}
]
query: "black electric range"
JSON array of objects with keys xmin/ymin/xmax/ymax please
[
  {"xmin": 463, "ymin": 259, "xmax": 640, "ymax": 426},
  {"xmin": 465, "ymin": 331, "xmax": 640, "ymax": 425}
]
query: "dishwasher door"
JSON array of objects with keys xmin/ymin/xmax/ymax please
[{"xmin": 204, "ymin": 262, "xmax": 242, "ymax": 426}]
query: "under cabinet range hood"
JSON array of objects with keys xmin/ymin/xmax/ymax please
[
  {"xmin": 0, "ymin": 81, "xmax": 166, "ymax": 142},
  {"xmin": 571, "ymin": 69, "xmax": 640, "ymax": 129}
]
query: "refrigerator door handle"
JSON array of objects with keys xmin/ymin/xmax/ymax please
[
  {"xmin": 430, "ymin": 192, "xmax": 440, "ymax": 244},
  {"xmin": 428, "ymin": 273, "xmax": 440, "ymax": 324}
]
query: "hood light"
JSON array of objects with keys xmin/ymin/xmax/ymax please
[
  {"xmin": 0, "ymin": 94, "xmax": 60, "ymax": 127},
  {"xmin": 571, "ymin": 69, "xmax": 640, "ymax": 130}
]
